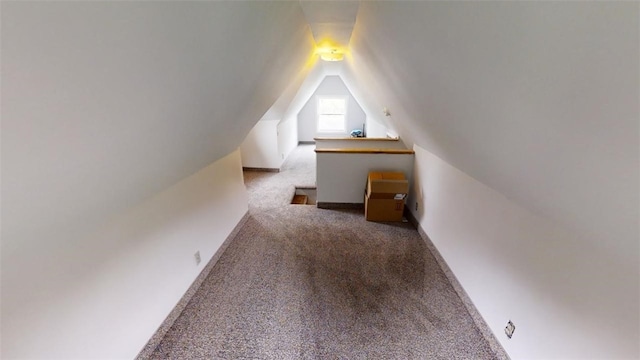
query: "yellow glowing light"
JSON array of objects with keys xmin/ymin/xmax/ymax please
[
  {"xmin": 320, "ymin": 50, "xmax": 344, "ymax": 61},
  {"xmin": 315, "ymin": 39, "xmax": 347, "ymax": 62},
  {"xmin": 316, "ymin": 47, "xmax": 346, "ymax": 62}
]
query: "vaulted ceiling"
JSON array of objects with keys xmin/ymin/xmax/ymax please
[
  {"xmin": 345, "ymin": 1, "xmax": 638, "ymax": 256},
  {"xmin": 2, "ymin": 1, "xmax": 637, "ymax": 277},
  {"xmin": 2, "ymin": 2, "xmax": 315, "ymax": 250},
  {"xmin": 287, "ymin": 1, "xmax": 638, "ymax": 258},
  {"xmin": 300, "ymin": 0, "xmax": 359, "ymax": 48}
]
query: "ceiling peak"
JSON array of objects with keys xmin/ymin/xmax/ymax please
[{"xmin": 299, "ymin": 0, "xmax": 360, "ymax": 48}]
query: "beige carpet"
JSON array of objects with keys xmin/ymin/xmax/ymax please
[{"xmin": 149, "ymin": 145, "xmax": 497, "ymax": 359}]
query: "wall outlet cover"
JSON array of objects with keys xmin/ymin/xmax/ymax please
[
  {"xmin": 505, "ymin": 320, "xmax": 515, "ymax": 339},
  {"xmin": 194, "ymin": 251, "xmax": 201, "ymax": 265}
]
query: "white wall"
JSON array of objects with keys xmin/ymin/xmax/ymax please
[
  {"xmin": 276, "ymin": 60, "xmax": 326, "ymax": 161},
  {"xmin": 338, "ymin": 64, "xmax": 395, "ymax": 139},
  {"xmin": 2, "ymin": 150, "xmax": 248, "ymax": 359},
  {"xmin": 1, "ymin": 2, "xmax": 312, "ymax": 358},
  {"xmin": 363, "ymin": 116, "xmax": 389, "ymax": 138},
  {"xmin": 1, "ymin": 3, "xmax": 312, "ymax": 248},
  {"xmin": 316, "ymin": 152, "xmax": 414, "ymax": 204},
  {"xmin": 277, "ymin": 117, "xmax": 299, "ymax": 163},
  {"xmin": 350, "ymin": 1, "xmax": 639, "ymax": 251},
  {"xmin": 349, "ymin": 3, "xmax": 639, "ymax": 358},
  {"xmin": 240, "ymin": 120, "xmax": 281, "ymax": 169},
  {"xmin": 1, "ymin": 0, "xmax": 312, "ymax": 314},
  {"xmin": 298, "ymin": 75, "xmax": 366, "ymax": 141},
  {"xmin": 409, "ymin": 144, "xmax": 638, "ymax": 359}
]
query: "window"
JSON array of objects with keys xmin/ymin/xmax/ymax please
[{"xmin": 317, "ymin": 97, "xmax": 346, "ymax": 133}]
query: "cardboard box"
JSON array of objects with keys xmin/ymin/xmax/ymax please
[{"xmin": 365, "ymin": 172, "xmax": 408, "ymax": 222}]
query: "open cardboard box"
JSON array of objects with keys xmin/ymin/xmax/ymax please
[{"xmin": 364, "ymin": 172, "xmax": 409, "ymax": 222}]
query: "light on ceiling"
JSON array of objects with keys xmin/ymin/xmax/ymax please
[{"xmin": 317, "ymin": 47, "xmax": 344, "ymax": 62}]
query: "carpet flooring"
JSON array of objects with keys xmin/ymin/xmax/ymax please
[{"xmin": 149, "ymin": 145, "xmax": 498, "ymax": 359}]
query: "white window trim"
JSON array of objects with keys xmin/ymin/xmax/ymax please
[{"xmin": 316, "ymin": 96, "xmax": 348, "ymax": 133}]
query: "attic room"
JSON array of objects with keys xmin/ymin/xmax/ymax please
[{"xmin": 1, "ymin": 1, "xmax": 638, "ymax": 359}]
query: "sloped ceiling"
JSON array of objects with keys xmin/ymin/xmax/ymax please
[
  {"xmin": 3, "ymin": 1, "xmax": 636, "ymax": 271},
  {"xmin": 348, "ymin": 2, "xmax": 639, "ymax": 256},
  {"xmin": 276, "ymin": 60, "xmax": 326, "ymax": 125},
  {"xmin": 282, "ymin": 1, "xmax": 391, "ymax": 139},
  {"xmin": 298, "ymin": 0, "xmax": 396, "ymax": 138},
  {"xmin": 300, "ymin": 0, "xmax": 359, "ymax": 47},
  {"xmin": 2, "ymin": 2, "xmax": 315, "ymax": 251},
  {"xmin": 259, "ymin": 58, "xmax": 322, "ymax": 123}
]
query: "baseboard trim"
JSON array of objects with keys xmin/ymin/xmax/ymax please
[
  {"xmin": 242, "ymin": 167, "xmax": 280, "ymax": 173},
  {"xmin": 135, "ymin": 211, "xmax": 251, "ymax": 359},
  {"xmin": 406, "ymin": 206, "xmax": 510, "ymax": 360},
  {"xmin": 404, "ymin": 205, "xmax": 420, "ymax": 229},
  {"xmin": 316, "ymin": 202, "xmax": 364, "ymax": 210}
]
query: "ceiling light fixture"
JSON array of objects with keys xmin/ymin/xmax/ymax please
[{"xmin": 317, "ymin": 48, "xmax": 344, "ymax": 62}]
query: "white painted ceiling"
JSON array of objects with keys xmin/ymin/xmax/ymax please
[
  {"xmin": 2, "ymin": 1, "xmax": 637, "ymax": 287},
  {"xmin": 2, "ymin": 1, "xmax": 315, "ymax": 251},
  {"xmin": 346, "ymin": 1, "xmax": 638, "ymax": 254},
  {"xmin": 299, "ymin": 0, "xmax": 359, "ymax": 47}
]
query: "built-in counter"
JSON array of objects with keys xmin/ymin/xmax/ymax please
[
  {"xmin": 314, "ymin": 137, "xmax": 408, "ymax": 150},
  {"xmin": 314, "ymin": 139, "xmax": 415, "ymax": 208}
]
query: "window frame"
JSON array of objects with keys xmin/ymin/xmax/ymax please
[{"xmin": 316, "ymin": 96, "xmax": 348, "ymax": 133}]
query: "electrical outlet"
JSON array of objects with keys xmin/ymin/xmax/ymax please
[
  {"xmin": 505, "ymin": 320, "xmax": 515, "ymax": 339},
  {"xmin": 194, "ymin": 251, "xmax": 201, "ymax": 266},
  {"xmin": 415, "ymin": 201, "xmax": 419, "ymax": 211}
]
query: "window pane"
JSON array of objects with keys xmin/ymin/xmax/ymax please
[
  {"xmin": 317, "ymin": 97, "xmax": 346, "ymax": 133},
  {"xmin": 319, "ymin": 98, "xmax": 345, "ymax": 115},
  {"xmin": 318, "ymin": 114, "xmax": 345, "ymax": 132}
]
